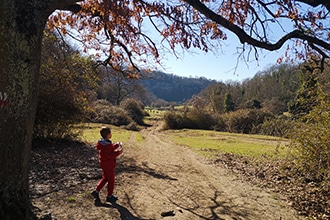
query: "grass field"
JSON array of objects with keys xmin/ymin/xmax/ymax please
[
  {"xmin": 75, "ymin": 123, "xmax": 133, "ymax": 144},
  {"xmin": 164, "ymin": 129, "xmax": 289, "ymax": 159},
  {"xmin": 76, "ymin": 123, "xmax": 289, "ymax": 160}
]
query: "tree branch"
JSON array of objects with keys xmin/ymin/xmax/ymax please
[
  {"xmin": 183, "ymin": 0, "xmax": 330, "ymax": 56},
  {"xmin": 296, "ymin": 0, "xmax": 330, "ymax": 12}
]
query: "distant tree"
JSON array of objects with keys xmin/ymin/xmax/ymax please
[
  {"xmin": 288, "ymin": 64, "xmax": 320, "ymax": 118},
  {"xmin": 224, "ymin": 93, "xmax": 235, "ymax": 113},
  {"xmin": 210, "ymin": 85, "xmax": 224, "ymax": 113},
  {"xmin": 245, "ymin": 99, "xmax": 262, "ymax": 109},
  {"xmin": 263, "ymin": 97, "xmax": 288, "ymax": 115},
  {"xmin": 97, "ymin": 65, "xmax": 146, "ymax": 105},
  {"xmin": 141, "ymin": 72, "xmax": 213, "ymax": 103},
  {"xmin": 241, "ymin": 64, "xmax": 300, "ymax": 106},
  {"xmin": 188, "ymin": 95, "xmax": 209, "ymax": 113}
]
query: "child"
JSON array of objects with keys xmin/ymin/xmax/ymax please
[{"xmin": 91, "ymin": 126, "xmax": 123, "ymax": 204}]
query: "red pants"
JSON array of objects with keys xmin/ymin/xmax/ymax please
[{"xmin": 96, "ymin": 160, "xmax": 116, "ymax": 196}]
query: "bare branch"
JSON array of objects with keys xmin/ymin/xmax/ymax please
[
  {"xmin": 296, "ymin": 0, "xmax": 330, "ymax": 11},
  {"xmin": 183, "ymin": 0, "xmax": 330, "ymax": 57}
]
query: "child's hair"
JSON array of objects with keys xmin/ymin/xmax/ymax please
[{"xmin": 100, "ymin": 126, "xmax": 111, "ymax": 138}]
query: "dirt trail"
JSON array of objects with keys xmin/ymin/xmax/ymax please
[{"xmin": 31, "ymin": 122, "xmax": 303, "ymax": 220}]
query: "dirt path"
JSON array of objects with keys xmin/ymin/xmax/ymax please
[{"xmin": 31, "ymin": 123, "xmax": 303, "ymax": 220}]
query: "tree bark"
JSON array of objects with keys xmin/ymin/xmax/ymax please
[
  {"xmin": 0, "ymin": 0, "xmax": 52, "ymax": 219},
  {"xmin": 0, "ymin": 0, "xmax": 82, "ymax": 218}
]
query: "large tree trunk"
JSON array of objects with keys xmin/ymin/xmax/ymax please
[{"xmin": 0, "ymin": 1, "xmax": 49, "ymax": 219}]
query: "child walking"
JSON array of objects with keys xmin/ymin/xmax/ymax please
[{"xmin": 91, "ymin": 126, "xmax": 123, "ymax": 204}]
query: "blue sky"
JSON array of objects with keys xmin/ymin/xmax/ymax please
[
  {"xmin": 141, "ymin": 20, "xmax": 290, "ymax": 83},
  {"xmin": 161, "ymin": 46, "xmax": 284, "ymax": 82},
  {"xmin": 157, "ymin": 32, "xmax": 288, "ymax": 83}
]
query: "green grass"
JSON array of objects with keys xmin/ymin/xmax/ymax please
[
  {"xmin": 75, "ymin": 123, "xmax": 132, "ymax": 144},
  {"xmin": 135, "ymin": 133, "xmax": 145, "ymax": 143},
  {"xmin": 75, "ymin": 123, "xmax": 289, "ymax": 160},
  {"xmin": 67, "ymin": 196, "xmax": 76, "ymax": 203},
  {"xmin": 165, "ymin": 129, "xmax": 289, "ymax": 159}
]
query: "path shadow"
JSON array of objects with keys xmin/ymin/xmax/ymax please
[
  {"xmin": 94, "ymin": 199, "xmax": 112, "ymax": 208},
  {"xmin": 112, "ymin": 203, "xmax": 141, "ymax": 220},
  {"xmin": 94, "ymin": 199, "xmax": 143, "ymax": 220},
  {"xmin": 117, "ymin": 158, "xmax": 178, "ymax": 181},
  {"xmin": 168, "ymin": 191, "xmax": 250, "ymax": 220}
]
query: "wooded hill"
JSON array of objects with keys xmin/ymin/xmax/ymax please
[
  {"xmin": 140, "ymin": 71, "xmax": 216, "ymax": 103},
  {"xmin": 139, "ymin": 64, "xmax": 302, "ymax": 116}
]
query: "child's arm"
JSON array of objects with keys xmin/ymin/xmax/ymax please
[{"xmin": 113, "ymin": 142, "xmax": 123, "ymax": 156}]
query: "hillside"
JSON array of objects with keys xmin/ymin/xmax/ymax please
[{"xmin": 140, "ymin": 71, "xmax": 216, "ymax": 103}]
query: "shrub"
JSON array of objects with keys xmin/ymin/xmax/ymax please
[
  {"xmin": 289, "ymin": 95, "xmax": 330, "ymax": 182},
  {"xmin": 222, "ymin": 109, "xmax": 273, "ymax": 133},
  {"xmin": 187, "ymin": 108, "xmax": 216, "ymax": 130},
  {"xmin": 163, "ymin": 107, "xmax": 217, "ymax": 130},
  {"xmin": 121, "ymin": 98, "xmax": 148, "ymax": 125},
  {"xmin": 90, "ymin": 100, "xmax": 132, "ymax": 126},
  {"xmin": 163, "ymin": 111, "xmax": 196, "ymax": 129},
  {"xmin": 34, "ymin": 32, "xmax": 97, "ymax": 139},
  {"xmin": 255, "ymin": 116, "xmax": 292, "ymax": 137},
  {"xmin": 211, "ymin": 114, "xmax": 226, "ymax": 131}
]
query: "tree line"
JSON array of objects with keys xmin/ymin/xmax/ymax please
[{"xmin": 37, "ymin": 30, "xmax": 329, "ymax": 136}]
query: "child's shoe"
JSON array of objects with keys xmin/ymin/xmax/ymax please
[
  {"xmin": 91, "ymin": 190, "xmax": 100, "ymax": 199},
  {"xmin": 106, "ymin": 195, "xmax": 118, "ymax": 204}
]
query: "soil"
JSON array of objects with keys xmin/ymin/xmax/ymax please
[{"xmin": 30, "ymin": 122, "xmax": 306, "ymax": 220}]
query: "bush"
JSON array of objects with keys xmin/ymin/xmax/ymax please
[
  {"xmin": 211, "ymin": 114, "xmax": 226, "ymax": 131},
  {"xmin": 187, "ymin": 108, "xmax": 216, "ymax": 130},
  {"xmin": 289, "ymin": 95, "xmax": 330, "ymax": 182},
  {"xmin": 163, "ymin": 108, "xmax": 217, "ymax": 130},
  {"xmin": 255, "ymin": 116, "xmax": 292, "ymax": 137},
  {"xmin": 121, "ymin": 98, "xmax": 148, "ymax": 125},
  {"xmin": 34, "ymin": 121, "xmax": 79, "ymax": 140},
  {"xmin": 221, "ymin": 109, "xmax": 273, "ymax": 133},
  {"xmin": 163, "ymin": 111, "xmax": 196, "ymax": 129},
  {"xmin": 34, "ymin": 66, "xmax": 90, "ymax": 139},
  {"xmin": 125, "ymin": 121, "xmax": 140, "ymax": 131},
  {"xmin": 90, "ymin": 100, "xmax": 132, "ymax": 126}
]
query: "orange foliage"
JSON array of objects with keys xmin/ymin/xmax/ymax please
[{"xmin": 47, "ymin": 0, "xmax": 330, "ymax": 72}]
